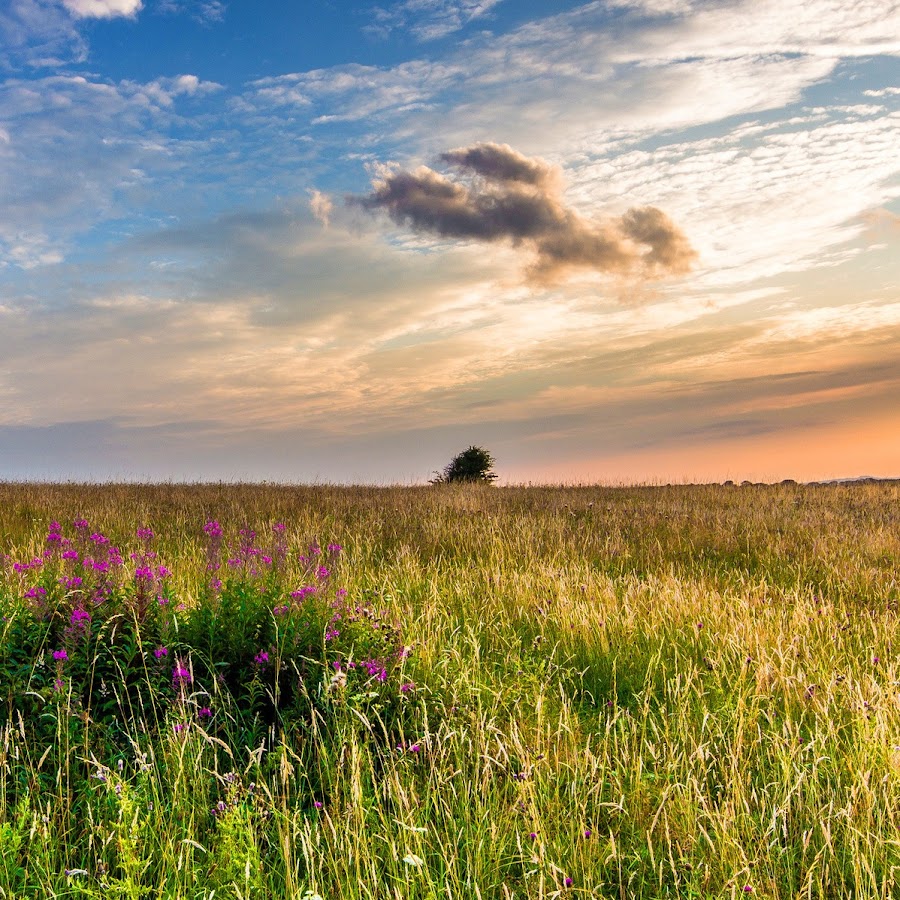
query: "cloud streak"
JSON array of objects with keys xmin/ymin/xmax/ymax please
[
  {"xmin": 352, "ymin": 142, "xmax": 697, "ymax": 282},
  {"xmin": 61, "ymin": 0, "xmax": 142, "ymax": 18}
]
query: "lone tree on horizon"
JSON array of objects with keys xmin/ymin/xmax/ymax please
[{"xmin": 431, "ymin": 446, "xmax": 498, "ymax": 484}]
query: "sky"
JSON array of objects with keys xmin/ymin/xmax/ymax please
[{"xmin": 1, "ymin": 0, "xmax": 900, "ymax": 484}]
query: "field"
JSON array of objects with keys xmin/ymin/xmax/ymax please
[{"xmin": 0, "ymin": 480, "xmax": 898, "ymax": 899}]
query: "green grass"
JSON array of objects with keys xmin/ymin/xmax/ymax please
[{"xmin": 0, "ymin": 480, "xmax": 898, "ymax": 898}]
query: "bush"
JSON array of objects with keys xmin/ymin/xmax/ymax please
[{"xmin": 431, "ymin": 445, "xmax": 498, "ymax": 484}]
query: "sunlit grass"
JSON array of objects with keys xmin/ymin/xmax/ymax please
[{"xmin": 1, "ymin": 480, "xmax": 898, "ymax": 898}]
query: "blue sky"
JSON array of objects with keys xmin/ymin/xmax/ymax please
[{"xmin": 2, "ymin": 0, "xmax": 900, "ymax": 483}]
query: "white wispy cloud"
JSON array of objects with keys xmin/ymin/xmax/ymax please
[
  {"xmin": 155, "ymin": 0, "xmax": 226, "ymax": 23},
  {"xmin": 0, "ymin": 71, "xmax": 225, "ymax": 269},
  {"xmin": 367, "ymin": 0, "xmax": 504, "ymax": 41},
  {"xmin": 0, "ymin": 0, "xmax": 85, "ymax": 68},
  {"xmin": 61, "ymin": 0, "xmax": 142, "ymax": 19}
]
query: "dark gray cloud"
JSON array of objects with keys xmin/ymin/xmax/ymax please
[{"xmin": 351, "ymin": 142, "xmax": 697, "ymax": 282}]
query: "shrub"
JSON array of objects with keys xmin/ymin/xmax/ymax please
[{"xmin": 431, "ymin": 445, "xmax": 498, "ymax": 484}]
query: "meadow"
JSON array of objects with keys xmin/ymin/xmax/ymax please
[{"xmin": 0, "ymin": 480, "xmax": 898, "ymax": 899}]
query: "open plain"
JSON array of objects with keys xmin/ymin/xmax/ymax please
[{"xmin": 1, "ymin": 481, "xmax": 898, "ymax": 899}]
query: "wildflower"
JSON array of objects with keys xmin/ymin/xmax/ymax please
[
  {"xmin": 154, "ymin": 646, "xmax": 168, "ymax": 659},
  {"xmin": 254, "ymin": 650, "xmax": 270, "ymax": 666},
  {"xmin": 272, "ymin": 522, "xmax": 287, "ymax": 533},
  {"xmin": 24, "ymin": 586, "xmax": 47, "ymax": 599},
  {"xmin": 743, "ymin": 888, "xmax": 753, "ymax": 894},
  {"xmin": 327, "ymin": 543, "xmax": 342, "ymax": 553},
  {"xmin": 203, "ymin": 520, "xmax": 223, "ymax": 538},
  {"xmin": 564, "ymin": 877, "xmax": 573, "ymax": 887},
  {"xmin": 53, "ymin": 649, "xmax": 69, "ymax": 662},
  {"xmin": 198, "ymin": 707, "xmax": 212, "ymax": 719},
  {"xmin": 584, "ymin": 828, "xmax": 592, "ymax": 838},
  {"xmin": 61, "ymin": 549, "xmax": 79, "ymax": 561},
  {"xmin": 400, "ymin": 682, "xmax": 415, "ymax": 693},
  {"xmin": 136, "ymin": 527, "xmax": 154, "ymax": 541},
  {"xmin": 172, "ymin": 661, "xmax": 192, "ymax": 687},
  {"xmin": 528, "ymin": 832, "xmax": 537, "ymax": 841},
  {"xmin": 324, "ymin": 627, "xmax": 339, "ymax": 642},
  {"xmin": 70, "ymin": 608, "xmax": 91, "ymax": 625},
  {"xmin": 156, "ymin": 565, "xmax": 171, "ymax": 579},
  {"xmin": 314, "ymin": 801, "xmax": 323, "ymax": 809},
  {"xmin": 173, "ymin": 722, "xmax": 186, "ymax": 733},
  {"xmin": 408, "ymin": 744, "xmax": 421, "ymax": 753}
]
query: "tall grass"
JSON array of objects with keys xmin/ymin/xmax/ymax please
[{"xmin": 0, "ymin": 480, "xmax": 898, "ymax": 898}]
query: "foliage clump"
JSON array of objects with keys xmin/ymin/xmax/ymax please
[
  {"xmin": 1, "ymin": 519, "xmax": 413, "ymax": 765},
  {"xmin": 430, "ymin": 445, "xmax": 498, "ymax": 484}
]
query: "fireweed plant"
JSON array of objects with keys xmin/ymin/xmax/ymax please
[
  {"xmin": 1, "ymin": 519, "xmax": 414, "ymax": 789},
  {"xmin": 0, "ymin": 482, "xmax": 898, "ymax": 899}
]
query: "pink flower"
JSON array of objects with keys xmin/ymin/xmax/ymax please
[{"xmin": 172, "ymin": 661, "xmax": 192, "ymax": 686}]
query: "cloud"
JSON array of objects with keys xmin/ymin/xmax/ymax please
[
  {"xmin": 129, "ymin": 73, "xmax": 223, "ymax": 106},
  {"xmin": 61, "ymin": 0, "xmax": 142, "ymax": 18},
  {"xmin": 368, "ymin": 0, "xmax": 504, "ymax": 42},
  {"xmin": 156, "ymin": 0, "xmax": 225, "ymax": 23},
  {"xmin": 0, "ymin": 0, "xmax": 86, "ymax": 68},
  {"xmin": 352, "ymin": 142, "xmax": 697, "ymax": 282},
  {"xmin": 308, "ymin": 189, "xmax": 334, "ymax": 227}
]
